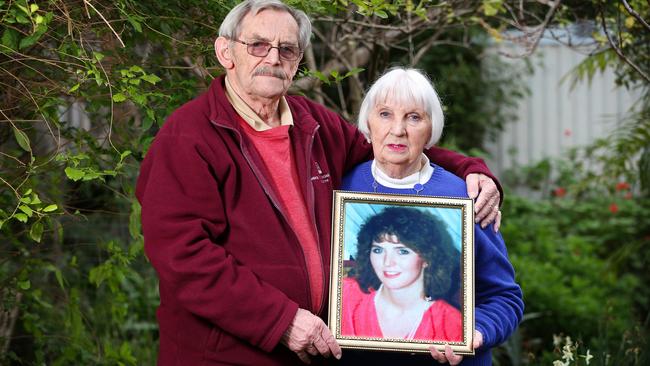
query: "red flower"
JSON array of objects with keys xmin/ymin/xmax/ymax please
[
  {"xmin": 553, "ymin": 187, "xmax": 567, "ymax": 197},
  {"xmin": 616, "ymin": 182, "xmax": 631, "ymax": 191},
  {"xmin": 609, "ymin": 203, "xmax": 619, "ymax": 214},
  {"xmin": 624, "ymin": 192, "xmax": 633, "ymax": 199},
  {"xmin": 564, "ymin": 128, "xmax": 572, "ymax": 137}
]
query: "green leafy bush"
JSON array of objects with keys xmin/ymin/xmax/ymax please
[{"xmin": 498, "ymin": 156, "xmax": 650, "ymax": 365}]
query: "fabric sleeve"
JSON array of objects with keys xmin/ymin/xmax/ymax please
[
  {"xmin": 473, "ymin": 225, "xmax": 524, "ymax": 349},
  {"xmin": 424, "ymin": 146, "xmax": 503, "ymax": 202},
  {"xmin": 136, "ymin": 132, "xmax": 298, "ymax": 352}
]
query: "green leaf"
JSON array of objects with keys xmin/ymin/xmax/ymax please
[
  {"xmin": 19, "ymin": 24, "xmax": 47, "ymax": 49},
  {"xmin": 18, "ymin": 280, "xmax": 30, "ymax": 290},
  {"xmin": 1, "ymin": 28, "xmax": 19, "ymax": 50},
  {"xmin": 132, "ymin": 93, "xmax": 147, "ymax": 105},
  {"xmin": 483, "ymin": 3, "xmax": 497, "ymax": 16},
  {"xmin": 112, "ymin": 93, "xmax": 127, "ymax": 102},
  {"xmin": 312, "ymin": 70, "xmax": 330, "ymax": 85},
  {"xmin": 64, "ymin": 167, "xmax": 85, "ymax": 181},
  {"xmin": 16, "ymin": 14, "xmax": 30, "ymax": 24},
  {"xmin": 12, "ymin": 126, "xmax": 31, "ymax": 151},
  {"xmin": 16, "ymin": 3, "xmax": 29, "ymax": 15},
  {"xmin": 482, "ymin": 0, "xmax": 504, "ymax": 16},
  {"xmin": 42, "ymin": 204, "xmax": 58, "ymax": 212},
  {"xmin": 129, "ymin": 65, "xmax": 144, "ymax": 73},
  {"xmin": 119, "ymin": 150, "xmax": 132, "ymax": 162},
  {"xmin": 18, "ymin": 205, "xmax": 33, "ymax": 217},
  {"xmin": 129, "ymin": 200, "xmax": 141, "ymax": 239},
  {"xmin": 20, "ymin": 196, "xmax": 32, "ymax": 204},
  {"xmin": 142, "ymin": 116, "xmax": 154, "ymax": 132},
  {"xmin": 69, "ymin": 83, "xmax": 80, "ymax": 93},
  {"xmin": 54, "ymin": 268, "xmax": 65, "ymax": 289},
  {"xmin": 344, "ymin": 67, "xmax": 364, "ymax": 78},
  {"xmin": 127, "ymin": 16, "xmax": 142, "ymax": 33},
  {"xmin": 0, "ymin": 219, "xmax": 4, "ymax": 230},
  {"xmin": 375, "ymin": 10, "xmax": 388, "ymax": 18},
  {"xmin": 30, "ymin": 4, "xmax": 38, "ymax": 13},
  {"xmin": 14, "ymin": 213, "xmax": 28, "ymax": 223},
  {"xmin": 30, "ymin": 221, "xmax": 43, "ymax": 242},
  {"xmin": 30, "ymin": 194, "xmax": 41, "ymax": 205},
  {"xmin": 141, "ymin": 74, "xmax": 162, "ymax": 85},
  {"xmin": 44, "ymin": 264, "xmax": 65, "ymax": 290}
]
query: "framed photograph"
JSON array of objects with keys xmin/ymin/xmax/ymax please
[{"xmin": 328, "ymin": 190, "xmax": 475, "ymax": 355}]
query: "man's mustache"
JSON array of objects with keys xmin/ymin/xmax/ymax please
[{"xmin": 253, "ymin": 67, "xmax": 287, "ymax": 80}]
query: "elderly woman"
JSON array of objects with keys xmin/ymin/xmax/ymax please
[
  {"xmin": 341, "ymin": 206, "xmax": 462, "ymax": 341},
  {"xmin": 340, "ymin": 67, "xmax": 524, "ymax": 366}
]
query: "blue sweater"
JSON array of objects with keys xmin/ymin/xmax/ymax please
[{"xmin": 339, "ymin": 161, "xmax": 524, "ymax": 366}]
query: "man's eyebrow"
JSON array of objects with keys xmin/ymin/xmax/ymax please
[
  {"xmin": 247, "ymin": 33, "xmax": 270, "ymax": 42},
  {"xmin": 247, "ymin": 33, "xmax": 299, "ymax": 46}
]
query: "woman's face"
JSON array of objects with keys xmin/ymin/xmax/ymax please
[
  {"xmin": 367, "ymin": 98, "xmax": 432, "ymax": 177},
  {"xmin": 369, "ymin": 235, "xmax": 426, "ymax": 291}
]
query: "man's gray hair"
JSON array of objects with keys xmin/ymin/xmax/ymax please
[
  {"xmin": 219, "ymin": 0, "xmax": 312, "ymax": 51},
  {"xmin": 357, "ymin": 67, "xmax": 445, "ymax": 149}
]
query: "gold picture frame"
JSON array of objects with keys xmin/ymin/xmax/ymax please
[{"xmin": 328, "ymin": 190, "xmax": 475, "ymax": 355}]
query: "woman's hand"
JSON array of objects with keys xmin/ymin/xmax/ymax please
[
  {"xmin": 465, "ymin": 173, "xmax": 501, "ymax": 231},
  {"xmin": 429, "ymin": 330, "xmax": 483, "ymax": 365}
]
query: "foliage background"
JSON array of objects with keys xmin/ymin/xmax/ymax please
[{"xmin": 1, "ymin": 0, "xmax": 648, "ymax": 365}]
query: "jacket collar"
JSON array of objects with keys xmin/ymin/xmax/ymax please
[{"xmin": 207, "ymin": 75, "xmax": 318, "ymax": 135}]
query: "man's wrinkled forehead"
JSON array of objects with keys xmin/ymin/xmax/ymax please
[{"xmin": 238, "ymin": 8, "xmax": 299, "ymax": 42}]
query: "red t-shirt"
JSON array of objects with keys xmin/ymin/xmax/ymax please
[{"xmin": 239, "ymin": 119, "xmax": 323, "ymax": 311}]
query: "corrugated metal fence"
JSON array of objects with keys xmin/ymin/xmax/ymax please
[{"xmin": 485, "ymin": 42, "xmax": 641, "ymax": 176}]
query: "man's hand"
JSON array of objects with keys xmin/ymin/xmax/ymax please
[
  {"xmin": 429, "ymin": 330, "xmax": 483, "ymax": 365},
  {"xmin": 280, "ymin": 308, "xmax": 342, "ymax": 364},
  {"xmin": 466, "ymin": 173, "xmax": 501, "ymax": 232}
]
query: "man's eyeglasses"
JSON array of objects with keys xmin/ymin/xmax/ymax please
[{"xmin": 233, "ymin": 39, "xmax": 302, "ymax": 61}]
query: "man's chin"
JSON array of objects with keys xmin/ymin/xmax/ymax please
[{"xmin": 253, "ymin": 84, "xmax": 290, "ymax": 99}]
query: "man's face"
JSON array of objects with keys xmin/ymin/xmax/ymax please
[{"xmin": 228, "ymin": 9, "xmax": 301, "ymax": 101}]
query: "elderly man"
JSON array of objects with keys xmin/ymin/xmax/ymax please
[{"xmin": 136, "ymin": 1, "xmax": 502, "ymax": 365}]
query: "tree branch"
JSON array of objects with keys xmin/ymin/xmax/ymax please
[
  {"xmin": 600, "ymin": 6, "xmax": 650, "ymax": 83},
  {"xmin": 621, "ymin": 0, "xmax": 650, "ymax": 32}
]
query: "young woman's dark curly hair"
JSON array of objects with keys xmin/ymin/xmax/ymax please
[{"xmin": 351, "ymin": 206, "xmax": 459, "ymax": 300}]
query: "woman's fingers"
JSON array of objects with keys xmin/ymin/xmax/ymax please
[
  {"xmin": 429, "ymin": 345, "xmax": 446, "ymax": 363},
  {"xmin": 444, "ymin": 344, "xmax": 463, "ymax": 365}
]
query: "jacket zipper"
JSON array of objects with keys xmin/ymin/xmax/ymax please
[
  {"xmin": 210, "ymin": 119, "xmax": 318, "ymax": 312},
  {"xmin": 305, "ymin": 125, "xmax": 327, "ymax": 315}
]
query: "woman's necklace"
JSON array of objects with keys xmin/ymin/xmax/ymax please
[{"xmin": 371, "ymin": 163, "xmax": 426, "ymax": 195}]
